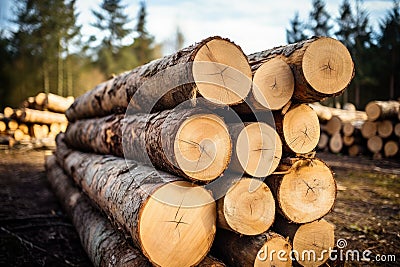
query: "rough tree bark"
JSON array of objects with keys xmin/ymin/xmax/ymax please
[
  {"xmin": 45, "ymin": 155, "xmax": 152, "ymax": 267},
  {"xmin": 248, "ymin": 37, "xmax": 354, "ymax": 103},
  {"xmin": 265, "ymin": 158, "xmax": 336, "ymax": 224},
  {"xmin": 212, "ymin": 228, "xmax": 292, "ymax": 267},
  {"xmin": 64, "ymin": 108, "xmax": 232, "ymax": 183},
  {"xmin": 54, "ymin": 135, "xmax": 217, "ymax": 267},
  {"xmin": 66, "ymin": 36, "xmax": 252, "ymax": 122}
]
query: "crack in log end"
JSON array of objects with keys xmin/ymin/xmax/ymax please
[
  {"xmin": 165, "ymin": 198, "xmax": 189, "ymax": 238},
  {"xmin": 321, "ymin": 59, "xmax": 336, "ymax": 74},
  {"xmin": 270, "ymin": 77, "xmax": 278, "ymax": 90},
  {"xmin": 302, "ymin": 179, "xmax": 316, "ymax": 197}
]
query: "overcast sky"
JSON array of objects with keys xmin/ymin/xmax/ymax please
[{"xmin": 0, "ymin": 0, "xmax": 394, "ymax": 55}]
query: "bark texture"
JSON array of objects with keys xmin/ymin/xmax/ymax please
[
  {"xmin": 66, "ymin": 36, "xmax": 251, "ymax": 122},
  {"xmin": 45, "ymin": 155, "xmax": 152, "ymax": 267},
  {"xmin": 64, "ymin": 108, "xmax": 231, "ymax": 182}
]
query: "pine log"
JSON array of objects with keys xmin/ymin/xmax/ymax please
[
  {"xmin": 50, "ymin": 123, "xmax": 61, "ymax": 135},
  {"xmin": 309, "ymin": 102, "xmax": 367, "ymax": 123},
  {"xmin": 342, "ymin": 122, "xmax": 354, "ymax": 136},
  {"xmin": 35, "ymin": 92, "xmax": 74, "ymax": 113},
  {"xmin": 273, "ymin": 216, "xmax": 335, "ymax": 267},
  {"xmin": 216, "ymin": 177, "xmax": 275, "ymax": 235},
  {"xmin": 394, "ymin": 123, "xmax": 400, "ymax": 138},
  {"xmin": 45, "ymin": 155, "xmax": 152, "ymax": 267},
  {"xmin": 249, "ymin": 56, "xmax": 294, "ymax": 110},
  {"xmin": 8, "ymin": 120, "xmax": 18, "ymax": 131},
  {"xmin": 64, "ymin": 108, "xmax": 231, "ymax": 182},
  {"xmin": 18, "ymin": 124, "xmax": 29, "ymax": 135},
  {"xmin": 323, "ymin": 116, "xmax": 342, "ymax": 136},
  {"xmin": 228, "ymin": 122, "xmax": 282, "ymax": 177},
  {"xmin": 317, "ymin": 132, "xmax": 329, "ymax": 150},
  {"xmin": 248, "ymin": 37, "xmax": 354, "ymax": 103},
  {"xmin": 348, "ymin": 144, "xmax": 366, "ymax": 156},
  {"xmin": 212, "ymin": 228, "xmax": 292, "ymax": 267},
  {"xmin": 365, "ymin": 100, "xmax": 400, "ymax": 121},
  {"xmin": 377, "ymin": 120, "xmax": 394, "ymax": 138},
  {"xmin": 367, "ymin": 135, "xmax": 383, "ymax": 154},
  {"xmin": 3, "ymin": 107, "xmax": 14, "ymax": 118},
  {"xmin": 265, "ymin": 158, "xmax": 336, "ymax": 224},
  {"xmin": 13, "ymin": 129, "xmax": 24, "ymax": 141},
  {"xmin": 329, "ymin": 132, "xmax": 343, "ymax": 153},
  {"xmin": 55, "ymin": 135, "xmax": 217, "ymax": 267},
  {"xmin": 18, "ymin": 108, "xmax": 67, "ymax": 124},
  {"xmin": 66, "ymin": 36, "xmax": 252, "ymax": 122},
  {"xmin": 342, "ymin": 135, "xmax": 353, "ymax": 146},
  {"xmin": 274, "ymin": 104, "xmax": 320, "ymax": 154},
  {"xmin": 0, "ymin": 121, "xmax": 6, "ymax": 132},
  {"xmin": 361, "ymin": 121, "xmax": 377, "ymax": 139},
  {"xmin": 384, "ymin": 140, "xmax": 399, "ymax": 158}
]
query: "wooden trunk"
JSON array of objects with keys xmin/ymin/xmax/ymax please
[
  {"xmin": 273, "ymin": 215, "xmax": 335, "ymax": 267},
  {"xmin": 329, "ymin": 132, "xmax": 343, "ymax": 153},
  {"xmin": 348, "ymin": 144, "xmax": 366, "ymax": 156},
  {"xmin": 394, "ymin": 123, "xmax": 400, "ymax": 138},
  {"xmin": 64, "ymin": 108, "xmax": 232, "ymax": 183},
  {"xmin": 216, "ymin": 177, "xmax": 275, "ymax": 235},
  {"xmin": 0, "ymin": 121, "xmax": 6, "ymax": 132},
  {"xmin": 361, "ymin": 121, "xmax": 377, "ymax": 139},
  {"xmin": 384, "ymin": 140, "xmax": 399, "ymax": 158},
  {"xmin": 228, "ymin": 122, "xmax": 282, "ymax": 177},
  {"xmin": 35, "ymin": 92, "xmax": 74, "ymax": 113},
  {"xmin": 212, "ymin": 228, "xmax": 292, "ymax": 267},
  {"xmin": 309, "ymin": 102, "xmax": 367, "ymax": 123},
  {"xmin": 54, "ymin": 135, "xmax": 217, "ymax": 267},
  {"xmin": 323, "ymin": 116, "xmax": 342, "ymax": 136},
  {"xmin": 265, "ymin": 158, "xmax": 336, "ymax": 224},
  {"xmin": 317, "ymin": 132, "xmax": 329, "ymax": 150},
  {"xmin": 377, "ymin": 120, "xmax": 394, "ymax": 138},
  {"xmin": 45, "ymin": 155, "xmax": 152, "ymax": 267},
  {"xmin": 17, "ymin": 108, "xmax": 68, "ymax": 124},
  {"xmin": 367, "ymin": 135, "xmax": 383, "ymax": 154},
  {"xmin": 365, "ymin": 100, "xmax": 400, "ymax": 121},
  {"xmin": 66, "ymin": 36, "xmax": 252, "ymax": 122},
  {"xmin": 248, "ymin": 37, "xmax": 354, "ymax": 103},
  {"xmin": 274, "ymin": 104, "xmax": 320, "ymax": 154}
]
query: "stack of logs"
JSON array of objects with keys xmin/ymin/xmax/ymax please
[
  {"xmin": 46, "ymin": 36, "xmax": 355, "ymax": 267},
  {"xmin": 315, "ymin": 100, "xmax": 400, "ymax": 158},
  {"xmin": 0, "ymin": 93, "xmax": 72, "ymax": 148}
]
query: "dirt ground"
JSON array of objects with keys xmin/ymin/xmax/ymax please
[{"xmin": 0, "ymin": 148, "xmax": 399, "ymax": 266}]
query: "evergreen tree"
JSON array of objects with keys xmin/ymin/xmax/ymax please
[
  {"xmin": 336, "ymin": 0, "xmax": 354, "ymax": 49},
  {"xmin": 286, "ymin": 12, "xmax": 307, "ymax": 43},
  {"xmin": 308, "ymin": 0, "xmax": 333, "ymax": 36},
  {"xmin": 131, "ymin": 1, "xmax": 155, "ymax": 65},
  {"xmin": 91, "ymin": 0, "xmax": 131, "ymax": 52},
  {"xmin": 378, "ymin": 0, "xmax": 400, "ymax": 99},
  {"xmin": 175, "ymin": 26, "xmax": 185, "ymax": 51}
]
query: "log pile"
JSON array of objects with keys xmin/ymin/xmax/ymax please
[
  {"xmin": 315, "ymin": 100, "xmax": 400, "ymax": 158},
  {"xmin": 1, "ymin": 93, "xmax": 71, "ymax": 149},
  {"xmin": 47, "ymin": 36, "xmax": 354, "ymax": 266}
]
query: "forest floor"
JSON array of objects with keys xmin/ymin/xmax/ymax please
[{"xmin": 0, "ymin": 148, "xmax": 399, "ymax": 266}]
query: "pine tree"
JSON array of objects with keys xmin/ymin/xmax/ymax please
[
  {"xmin": 308, "ymin": 0, "xmax": 333, "ymax": 36},
  {"xmin": 336, "ymin": 0, "xmax": 354, "ymax": 49},
  {"xmin": 286, "ymin": 12, "xmax": 307, "ymax": 43},
  {"xmin": 175, "ymin": 26, "xmax": 185, "ymax": 51},
  {"xmin": 379, "ymin": 0, "xmax": 400, "ymax": 99}
]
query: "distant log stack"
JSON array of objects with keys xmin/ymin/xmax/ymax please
[
  {"xmin": 44, "ymin": 36, "xmax": 356, "ymax": 266},
  {"xmin": 0, "ymin": 93, "xmax": 72, "ymax": 148},
  {"xmin": 315, "ymin": 100, "xmax": 399, "ymax": 158}
]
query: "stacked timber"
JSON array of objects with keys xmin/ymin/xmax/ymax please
[
  {"xmin": 47, "ymin": 36, "xmax": 354, "ymax": 267},
  {"xmin": 315, "ymin": 100, "xmax": 400, "ymax": 158},
  {"xmin": 1, "ymin": 93, "xmax": 72, "ymax": 149}
]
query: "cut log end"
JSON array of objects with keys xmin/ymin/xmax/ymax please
[
  {"xmin": 283, "ymin": 104, "xmax": 320, "ymax": 154},
  {"xmin": 254, "ymin": 233, "xmax": 293, "ymax": 267},
  {"xmin": 221, "ymin": 178, "xmax": 275, "ymax": 236},
  {"xmin": 139, "ymin": 180, "xmax": 216, "ymax": 267},
  {"xmin": 384, "ymin": 140, "xmax": 399, "ymax": 158},
  {"xmin": 174, "ymin": 114, "xmax": 231, "ymax": 182},
  {"xmin": 277, "ymin": 159, "xmax": 336, "ymax": 224},
  {"xmin": 252, "ymin": 57, "xmax": 294, "ymax": 110},
  {"xmin": 377, "ymin": 120, "xmax": 393, "ymax": 138},
  {"xmin": 302, "ymin": 37, "xmax": 354, "ymax": 95},
  {"xmin": 367, "ymin": 135, "xmax": 383, "ymax": 154},
  {"xmin": 236, "ymin": 123, "xmax": 282, "ymax": 177},
  {"xmin": 193, "ymin": 39, "xmax": 252, "ymax": 105},
  {"xmin": 329, "ymin": 132, "xmax": 343, "ymax": 153}
]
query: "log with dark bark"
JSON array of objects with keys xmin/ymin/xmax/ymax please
[
  {"xmin": 64, "ymin": 108, "xmax": 231, "ymax": 182},
  {"xmin": 228, "ymin": 122, "xmax": 282, "ymax": 177},
  {"xmin": 248, "ymin": 37, "xmax": 354, "ymax": 103},
  {"xmin": 274, "ymin": 104, "xmax": 320, "ymax": 154},
  {"xmin": 212, "ymin": 228, "xmax": 292, "ymax": 267},
  {"xmin": 265, "ymin": 158, "xmax": 336, "ymax": 224},
  {"xmin": 365, "ymin": 100, "xmax": 400, "ymax": 121},
  {"xmin": 216, "ymin": 177, "xmax": 275, "ymax": 235},
  {"xmin": 273, "ymin": 215, "xmax": 335, "ymax": 267},
  {"xmin": 17, "ymin": 108, "xmax": 68, "ymax": 124},
  {"xmin": 35, "ymin": 92, "xmax": 74, "ymax": 113},
  {"xmin": 66, "ymin": 36, "xmax": 252, "ymax": 122},
  {"xmin": 45, "ymin": 155, "xmax": 152, "ymax": 267},
  {"xmin": 54, "ymin": 135, "xmax": 217, "ymax": 267}
]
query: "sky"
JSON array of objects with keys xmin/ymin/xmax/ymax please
[{"xmin": 0, "ymin": 0, "xmax": 395, "ymax": 55}]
